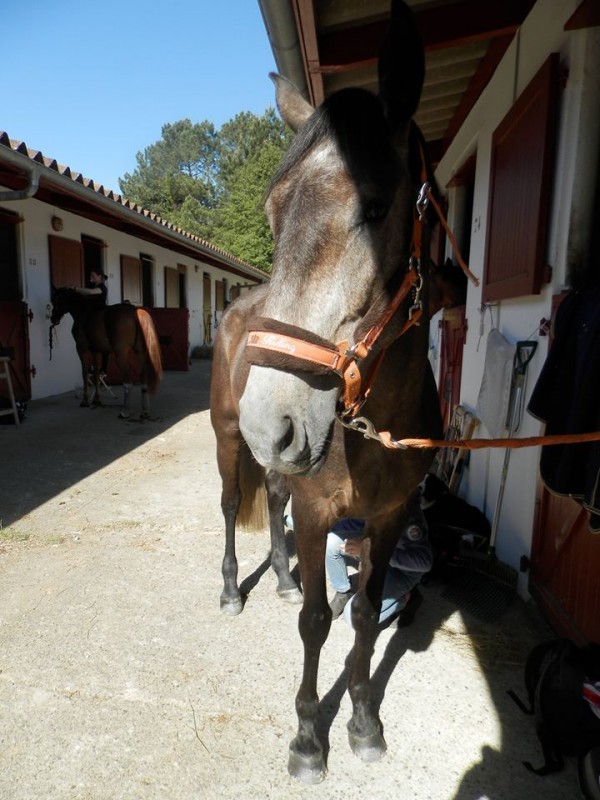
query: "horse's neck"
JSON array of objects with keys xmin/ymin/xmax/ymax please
[
  {"xmin": 67, "ymin": 293, "xmax": 94, "ymax": 319},
  {"xmin": 372, "ymin": 327, "xmax": 433, "ymax": 418}
]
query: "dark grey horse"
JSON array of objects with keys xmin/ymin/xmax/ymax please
[{"xmin": 210, "ymin": 0, "xmax": 442, "ymax": 783}]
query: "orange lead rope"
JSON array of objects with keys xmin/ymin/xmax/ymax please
[
  {"xmin": 420, "ymin": 182, "xmax": 480, "ymax": 288},
  {"xmin": 341, "ymin": 415, "xmax": 600, "ymax": 451},
  {"xmin": 379, "ymin": 430, "xmax": 600, "ymax": 451}
]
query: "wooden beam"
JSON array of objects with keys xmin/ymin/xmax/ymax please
[
  {"xmin": 443, "ymin": 34, "xmax": 514, "ymax": 149},
  {"xmin": 292, "ymin": 0, "xmax": 325, "ymax": 106},
  {"xmin": 315, "ymin": 0, "xmax": 534, "ymax": 73},
  {"xmin": 416, "ymin": 0, "xmax": 534, "ymax": 51},
  {"xmin": 564, "ymin": 0, "xmax": 600, "ymax": 30}
]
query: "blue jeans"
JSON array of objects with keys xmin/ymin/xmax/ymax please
[{"xmin": 326, "ymin": 525, "xmax": 424, "ymax": 627}]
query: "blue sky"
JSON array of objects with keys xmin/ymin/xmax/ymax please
[{"xmin": 3, "ymin": 0, "xmax": 278, "ymax": 194}]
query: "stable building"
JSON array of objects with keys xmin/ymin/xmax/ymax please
[
  {"xmin": 258, "ymin": 0, "xmax": 600, "ymax": 642},
  {"xmin": 0, "ymin": 132, "xmax": 267, "ymax": 404}
]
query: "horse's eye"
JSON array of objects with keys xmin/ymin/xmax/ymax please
[{"xmin": 362, "ymin": 203, "xmax": 388, "ymax": 223}]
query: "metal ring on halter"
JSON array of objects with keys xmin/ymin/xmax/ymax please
[
  {"xmin": 337, "ymin": 414, "xmax": 381, "ymax": 441},
  {"xmin": 337, "ymin": 414, "xmax": 381, "ymax": 440},
  {"xmin": 416, "ymin": 182, "xmax": 430, "ymax": 220},
  {"xmin": 337, "ymin": 414, "xmax": 408, "ymax": 449},
  {"xmin": 408, "ymin": 303, "xmax": 422, "ymax": 322},
  {"xmin": 407, "ymin": 259, "xmax": 423, "ymax": 321}
]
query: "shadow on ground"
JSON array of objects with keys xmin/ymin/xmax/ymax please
[
  {"xmin": 0, "ymin": 359, "xmax": 212, "ymax": 529},
  {"xmin": 238, "ymin": 537, "xmax": 579, "ymax": 799}
]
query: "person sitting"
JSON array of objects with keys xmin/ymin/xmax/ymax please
[
  {"xmin": 420, "ymin": 472, "xmax": 491, "ymax": 576},
  {"xmin": 285, "ymin": 495, "xmax": 432, "ymax": 628},
  {"xmin": 329, "ymin": 500, "xmax": 432, "ymax": 628}
]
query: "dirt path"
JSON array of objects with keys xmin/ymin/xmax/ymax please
[{"xmin": 0, "ymin": 361, "xmax": 577, "ymax": 799}]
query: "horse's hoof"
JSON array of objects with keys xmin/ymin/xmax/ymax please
[
  {"xmin": 220, "ymin": 595, "xmax": 243, "ymax": 616},
  {"xmin": 118, "ymin": 410, "xmax": 131, "ymax": 419},
  {"xmin": 140, "ymin": 412, "xmax": 150, "ymax": 420},
  {"xmin": 79, "ymin": 400, "xmax": 89, "ymax": 408},
  {"xmin": 348, "ymin": 728, "xmax": 387, "ymax": 762},
  {"xmin": 277, "ymin": 586, "xmax": 303, "ymax": 605},
  {"xmin": 288, "ymin": 747, "xmax": 326, "ymax": 784}
]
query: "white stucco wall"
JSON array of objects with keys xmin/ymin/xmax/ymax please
[
  {"xmin": 433, "ymin": 0, "xmax": 600, "ymax": 594},
  {"xmin": 0, "ymin": 192, "xmax": 262, "ymax": 401}
]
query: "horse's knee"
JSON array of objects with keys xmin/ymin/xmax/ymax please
[
  {"xmin": 298, "ymin": 606, "xmax": 331, "ymax": 647},
  {"xmin": 347, "ymin": 591, "xmax": 379, "ymax": 631}
]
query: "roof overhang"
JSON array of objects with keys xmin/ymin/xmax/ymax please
[
  {"xmin": 257, "ymin": 0, "xmax": 537, "ymax": 165},
  {"xmin": 0, "ymin": 133, "xmax": 267, "ymax": 284}
]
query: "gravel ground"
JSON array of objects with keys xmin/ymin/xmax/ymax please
[{"xmin": 0, "ymin": 360, "xmax": 580, "ymax": 800}]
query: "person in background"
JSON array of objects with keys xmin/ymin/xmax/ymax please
[
  {"xmin": 73, "ymin": 270, "xmax": 109, "ymax": 375},
  {"xmin": 74, "ymin": 270, "xmax": 108, "ymax": 305}
]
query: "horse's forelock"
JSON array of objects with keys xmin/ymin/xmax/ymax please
[{"xmin": 268, "ymin": 88, "xmax": 393, "ymax": 198}]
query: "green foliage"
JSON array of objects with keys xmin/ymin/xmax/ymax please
[
  {"xmin": 119, "ymin": 119, "xmax": 219, "ymax": 224},
  {"xmin": 210, "ymin": 141, "xmax": 285, "ymax": 272},
  {"xmin": 118, "ymin": 109, "xmax": 293, "ymax": 267},
  {"xmin": 218, "ymin": 108, "xmax": 291, "ymax": 192}
]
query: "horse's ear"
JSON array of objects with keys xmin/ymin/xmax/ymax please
[
  {"xmin": 270, "ymin": 73, "xmax": 313, "ymax": 132},
  {"xmin": 378, "ymin": 0, "xmax": 425, "ymax": 128}
]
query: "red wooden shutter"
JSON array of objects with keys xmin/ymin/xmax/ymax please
[
  {"xmin": 215, "ymin": 280, "xmax": 224, "ymax": 312},
  {"xmin": 121, "ymin": 255, "xmax": 142, "ymax": 304},
  {"xmin": 48, "ymin": 235, "xmax": 83, "ymax": 288},
  {"xmin": 483, "ymin": 54, "xmax": 560, "ymax": 302},
  {"xmin": 164, "ymin": 266, "xmax": 179, "ymax": 308},
  {"xmin": 203, "ymin": 273, "xmax": 212, "ymax": 343}
]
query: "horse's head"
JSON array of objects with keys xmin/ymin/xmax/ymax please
[
  {"xmin": 239, "ymin": 0, "xmax": 427, "ymax": 476},
  {"xmin": 429, "ymin": 258, "xmax": 468, "ymax": 316},
  {"xmin": 50, "ymin": 286, "xmax": 76, "ymax": 325}
]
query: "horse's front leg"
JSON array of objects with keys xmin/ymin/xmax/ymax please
[
  {"xmin": 346, "ymin": 531, "xmax": 389, "ymax": 762},
  {"xmin": 265, "ymin": 471, "xmax": 302, "ymax": 603},
  {"xmin": 217, "ymin": 435, "xmax": 243, "ymax": 616},
  {"xmin": 288, "ymin": 519, "xmax": 331, "ymax": 784}
]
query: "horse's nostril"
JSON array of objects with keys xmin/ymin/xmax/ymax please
[{"xmin": 278, "ymin": 416, "xmax": 294, "ymax": 454}]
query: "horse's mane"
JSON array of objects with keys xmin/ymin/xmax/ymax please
[
  {"xmin": 268, "ymin": 88, "xmax": 443, "ymax": 222},
  {"xmin": 52, "ymin": 286, "xmax": 85, "ymax": 308}
]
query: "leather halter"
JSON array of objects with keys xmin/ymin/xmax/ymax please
[{"xmin": 245, "ymin": 182, "xmax": 431, "ymax": 420}]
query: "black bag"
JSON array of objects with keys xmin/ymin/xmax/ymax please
[
  {"xmin": 508, "ymin": 638, "xmax": 600, "ymax": 776},
  {"xmin": 421, "ymin": 474, "xmax": 491, "ymax": 575}
]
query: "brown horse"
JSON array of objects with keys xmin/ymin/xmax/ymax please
[
  {"xmin": 50, "ymin": 287, "xmax": 163, "ymax": 418},
  {"xmin": 429, "ymin": 257, "xmax": 468, "ymax": 316},
  {"xmin": 210, "ymin": 283, "xmax": 301, "ymax": 610},
  {"xmin": 210, "ymin": 0, "xmax": 442, "ymax": 783}
]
